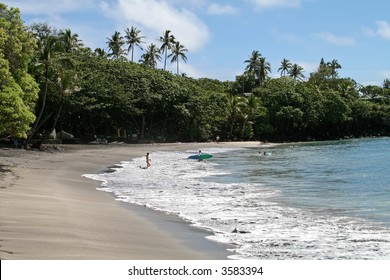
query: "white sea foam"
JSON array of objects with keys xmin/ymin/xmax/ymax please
[{"xmin": 84, "ymin": 144, "xmax": 390, "ymax": 259}]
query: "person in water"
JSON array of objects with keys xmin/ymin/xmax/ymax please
[
  {"xmin": 198, "ymin": 150, "xmax": 203, "ymax": 161},
  {"xmin": 146, "ymin": 152, "xmax": 151, "ymax": 169}
]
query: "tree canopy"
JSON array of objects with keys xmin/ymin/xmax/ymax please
[
  {"xmin": 0, "ymin": 4, "xmax": 39, "ymax": 138},
  {"xmin": 1, "ymin": 4, "xmax": 389, "ymax": 144}
]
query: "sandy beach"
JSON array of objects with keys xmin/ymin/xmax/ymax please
[{"xmin": 0, "ymin": 141, "xmax": 263, "ymax": 260}]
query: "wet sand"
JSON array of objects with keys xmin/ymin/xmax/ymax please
[{"xmin": 0, "ymin": 142, "xmax": 263, "ymax": 259}]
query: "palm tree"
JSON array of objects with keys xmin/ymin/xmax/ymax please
[
  {"xmin": 139, "ymin": 43, "xmax": 161, "ymax": 68},
  {"xmin": 245, "ymin": 50, "xmax": 262, "ymax": 85},
  {"xmin": 278, "ymin": 58, "xmax": 292, "ymax": 76},
  {"xmin": 383, "ymin": 78, "xmax": 390, "ymax": 89},
  {"xmin": 244, "ymin": 51, "xmax": 271, "ymax": 85},
  {"xmin": 44, "ymin": 64, "xmax": 79, "ymax": 140},
  {"xmin": 327, "ymin": 59, "xmax": 341, "ymax": 79},
  {"xmin": 58, "ymin": 28, "xmax": 83, "ymax": 52},
  {"xmin": 258, "ymin": 57, "xmax": 271, "ymax": 85},
  {"xmin": 159, "ymin": 30, "xmax": 175, "ymax": 70},
  {"xmin": 312, "ymin": 58, "xmax": 334, "ymax": 81},
  {"xmin": 288, "ymin": 63, "xmax": 305, "ymax": 81},
  {"xmin": 124, "ymin": 26, "xmax": 145, "ymax": 62},
  {"xmin": 245, "ymin": 50, "xmax": 262, "ymax": 72},
  {"xmin": 24, "ymin": 23, "xmax": 58, "ymax": 147},
  {"xmin": 226, "ymin": 93, "xmax": 246, "ymax": 139},
  {"xmin": 106, "ymin": 31, "xmax": 125, "ymax": 60},
  {"xmin": 94, "ymin": 48, "xmax": 107, "ymax": 57},
  {"xmin": 167, "ymin": 41, "xmax": 188, "ymax": 74},
  {"xmin": 240, "ymin": 94, "xmax": 264, "ymax": 139},
  {"xmin": 25, "ymin": 23, "xmax": 74, "ymax": 147},
  {"xmin": 336, "ymin": 80, "xmax": 359, "ymax": 100}
]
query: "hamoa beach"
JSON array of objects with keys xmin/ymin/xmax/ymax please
[{"xmin": 0, "ymin": 141, "xmax": 262, "ymax": 260}]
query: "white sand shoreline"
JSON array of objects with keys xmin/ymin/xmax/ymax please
[{"xmin": 0, "ymin": 141, "xmax": 265, "ymax": 259}]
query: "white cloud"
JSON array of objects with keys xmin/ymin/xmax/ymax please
[
  {"xmin": 168, "ymin": 0, "xmax": 207, "ymax": 9},
  {"xmin": 297, "ymin": 61, "xmax": 318, "ymax": 73},
  {"xmin": 5, "ymin": 0, "xmax": 111, "ymax": 49},
  {"xmin": 207, "ymin": 3, "xmax": 238, "ymax": 15},
  {"xmin": 100, "ymin": 0, "xmax": 210, "ymax": 52},
  {"xmin": 246, "ymin": 0, "xmax": 301, "ymax": 9},
  {"xmin": 376, "ymin": 21, "xmax": 390, "ymax": 40},
  {"xmin": 179, "ymin": 63, "xmax": 207, "ymax": 78},
  {"xmin": 363, "ymin": 21, "xmax": 390, "ymax": 40},
  {"xmin": 315, "ymin": 32, "xmax": 355, "ymax": 46},
  {"xmin": 5, "ymin": 0, "xmax": 96, "ymax": 15},
  {"xmin": 4, "ymin": 0, "xmax": 107, "ymax": 49}
]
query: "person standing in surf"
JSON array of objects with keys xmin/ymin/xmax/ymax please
[
  {"xmin": 198, "ymin": 150, "xmax": 203, "ymax": 161},
  {"xmin": 146, "ymin": 152, "xmax": 151, "ymax": 169}
]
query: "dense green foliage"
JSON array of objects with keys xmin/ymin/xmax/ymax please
[
  {"xmin": 0, "ymin": 4, "xmax": 38, "ymax": 138},
  {"xmin": 1, "ymin": 4, "xmax": 389, "ymax": 143},
  {"xmin": 254, "ymin": 76, "xmax": 390, "ymax": 141},
  {"xmin": 60, "ymin": 51, "xmax": 227, "ymax": 141}
]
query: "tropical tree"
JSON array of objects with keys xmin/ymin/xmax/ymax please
[
  {"xmin": 360, "ymin": 85, "xmax": 383, "ymax": 99},
  {"xmin": 245, "ymin": 50, "xmax": 262, "ymax": 79},
  {"xmin": 58, "ymin": 28, "xmax": 83, "ymax": 52},
  {"xmin": 233, "ymin": 72, "xmax": 257, "ymax": 94},
  {"xmin": 278, "ymin": 58, "xmax": 292, "ymax": 76},
  {"xmin": 254, "ymin": 76, "xmax": 305, "ymax": 140},
  {"xmin": 322, "ymin": 90, "xmax": 351, "ymax": 124},
  {"xmin": 159, "ymin": 30, "xmax": 175, "ymax": 70},
  {"xmin": 383, "ymin": 78, "xmax": 390, "ymax": 89},
  {"xmin": 167, "ymin": 41, "xmax": 188, "ymax": 74},
  {"xmin": 43, "ymin": 62, "xmax": 79, "ymax": 140},
  {"xmin": 312, "ymin": 58, "xmax": 330, "ymax": 80},
  {"xmin": 226, "ymin": 93, "xmax": 246, "ymax": 139},
  {"xmin": 139, "ymin": 43, "xmax": 161, "ymax": 68},
  {"xmin": 106, "ymin": 31, "xmax": 125, "ymax": 60},
  {"xmin": 336, "ymin": 79, "xmax": 359, "ymax": 101},
  {"xmin": 0, "ymin": 4, "xmax": 39, "ymax": 139},
  {"xmin": 257, "ymin": 57, "xmax": 271, "ymax": 85},
  {"xmin": 288, "ymin": 63, "xmax": 305, "ymax": 81},
  {"xmin": 275, "ymin": 105, "xmax": 304, "ymax": 138},
  {"xmin": 240, "ymin": 94, "xmax": 265, "ymax": 139},
  {"xmin": 244, "ymin": 51, "xmax": 271, "ymax": 85},
  {"xmin": 309, "ymin": 58, "xmax": 334, "ymax": 85},
  {"xmin": 124, "ymin": 26, "xmax": 145, "ymax": 62},
  {"xmin": 94, "ymin": 47, "xmax": 107, "ymax": 57},
  {"xmin": 327, "ymin": 59, "xmax": 341, "ymax": 79},
  {"xmin": 25, "ymin": 22, "xmax": 59, "ymax": 147}
]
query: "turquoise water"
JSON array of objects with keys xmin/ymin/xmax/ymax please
[
  {"xmin": 86, "ymin": 137, "xmax": 390, "ymax": 259},
  {"xmin": 214, "ymin": 137, "xmax": 390, "ymax": 227}
]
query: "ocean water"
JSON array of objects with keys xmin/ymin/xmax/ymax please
[{"xmin": 84, "ymin": 137, "xmax": 390, "ymax": 259}]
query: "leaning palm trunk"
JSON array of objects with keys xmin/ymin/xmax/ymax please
[
  {"xmin": 24, "ymin": 65, "xmax": 49, "ymax": 148},
  {"xmin": 42, "ymin": 101, "xmax": 64, "ymax": 142}
]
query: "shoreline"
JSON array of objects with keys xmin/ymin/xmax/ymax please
[{"xmin": 0, "ymin": 141, "xmax": 264, "ymax": 259}]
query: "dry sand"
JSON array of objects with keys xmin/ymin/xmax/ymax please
[{"xmin": 0, "ymin": 141, "xmax": 264, "ymax": 260}]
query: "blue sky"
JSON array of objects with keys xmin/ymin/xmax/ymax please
[{"xmin": 5, "ymin": 0, "xmax": 390, "ymax": 86}]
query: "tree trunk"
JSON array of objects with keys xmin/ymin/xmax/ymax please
[
  {"xmin": 24, "ymin": 65, "xmax": 49, "ymax": 148},
  {"xmin": 140, "ymin": 115, "xmax": 145, "ymax": 140},
  {"xmin": 42, "ymin": 100, "xmax": 64, "ymax": 141}
]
